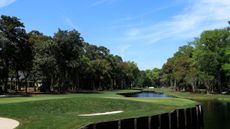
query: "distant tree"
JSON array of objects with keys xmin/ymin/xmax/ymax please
[
  {"xmin": 0, "ymin": 15, "xmax": 148, "ymax": 93},
  {"xmin": 160, "ymin": 24, "xmax": 230, "ymax": 93},
  {"xmin": 161, "ymin": 58, "xmax": 174, "ymax": 87},
  {"xmin": 0, "ymin": 15, "xmax": 32, "ymax": 92},
  {"xmin": 0, "ymin": 34, "xmax": 12, "ymax": 92},
  {"xmin": 152, "ymin": 68, "xmax": 161, "ymax": 86},
  {"xmin": 222, "ymin": 39, "xmax": 230, "ymax": 88},
  {"xmin": 160, "ymin": 45, "xmax": 194, "ymax": 90},
  {"xmin": 125, "ymin": 61, "xmax": 139, "ymax": 88},
  {"xmin": 53, "ymin": 29, "xmax": 84, "ymax": 92},
  {"xmin": 185, "ymin": 67, "xmax": 199, "ymax": 92},
  {"xmin": 29, "ymin": 30, "xmax": 55, "ymax": 92},
  {"xmin": 193, "ymin": 29, "xmax": 229, "ymax": 92},
  {"xmin": 143, "ymin": 68, "xmax": 161, "ymax": 87}
]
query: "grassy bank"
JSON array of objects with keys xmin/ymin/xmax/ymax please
[
  {"xmin": 149, "ymin": 88, "xmax": 230, "ymax": 102},
  {"xmin": 0, "ymin": 90, "xmax": 196, "ymax": 129}
]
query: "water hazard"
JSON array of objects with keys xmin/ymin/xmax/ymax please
[
  {"xmin": 202, "ymin": 101, "xmax": 230, "ymax": 129},
  {"xmin": 121, "ymin": 91, "xmax": 172, "ymax": 98},
  {"xmin": 122, "ymin": 91, "xmax": 230, "ymax": 129}
]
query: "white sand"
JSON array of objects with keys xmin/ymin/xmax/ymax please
[
  {"xmin": 0, "ymin": 117, "xmax": 19, "ymax": 129},
  {"xmin": 78, "ymin": 110, "xmax": 123, "ymax": 116}
]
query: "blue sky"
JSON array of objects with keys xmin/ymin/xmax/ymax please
[{"xmin": 0, "ymin": 0, "xmax": 230, "ymax": 70}]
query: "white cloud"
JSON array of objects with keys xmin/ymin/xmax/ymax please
[
  {"xmin": 112, "ymin": 0, "xmax": 230, "ymax": 69},
  {"xmin": 122, "ymin": 0, "xmax": 230, "ymax": 45},
  {"xmin": 0, "ymin": 0, "xmax": 16, "ymax": 8}
]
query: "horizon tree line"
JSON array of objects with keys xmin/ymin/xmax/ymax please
[
  {"xmin": 1, "ymin": 15, "xmax": 229, "ymax": 94},
  {"xmin": 141, "ymin": 22, "xmax": 230, "ymax": 93},
  {"xmin": 0, "ymin": 15, "xmax": 140, "ymax": 93}
]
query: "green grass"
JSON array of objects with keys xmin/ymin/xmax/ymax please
[
  {"xmin": 149, "ymin": 88, "xmax": 230, "ymax": 102},
  {"xmin": 0, "ymin": 90, "xmax": 196, "ymax": 129}
]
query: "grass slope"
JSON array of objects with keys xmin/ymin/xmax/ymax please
[{"xmin": 0, "ymin": 90, "xmax": 196, "ymax": 129}]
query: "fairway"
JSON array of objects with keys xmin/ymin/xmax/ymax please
[{"xmin": 0, "ymin": 90, "xmax": 196, "ymax": 129}]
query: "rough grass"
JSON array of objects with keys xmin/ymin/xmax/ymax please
[{"xmin": 0, "ymin": 90, "xmax": 196, "ymax": 129}]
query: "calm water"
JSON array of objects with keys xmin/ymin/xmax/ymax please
[
  {"xmin": 202, "ymin": 101, "xmax": 230, "ymax": 129},
  {"xmin": 121, "ymin": 91, "xmax": 172, "ymax": 98},
  {"xmin": 123, "ymin": 91, "xmax": 230, "ymax": 129}
]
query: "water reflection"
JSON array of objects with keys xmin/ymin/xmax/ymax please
[{"xmin": 202, "ymin": 101, "xmax": 230, "ymax": 129}]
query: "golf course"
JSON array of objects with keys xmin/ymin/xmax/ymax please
[
  {"xmin": 0, "ymin": 90, "xmax": 197, "ymax": 129},
  {"xmin": 0, "ymin": 1, "xmax": 229, "ymax": 129}
]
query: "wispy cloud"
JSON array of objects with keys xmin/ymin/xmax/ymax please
[
  {"xmin": 117, "ymin": 44, "xmax": 130, "ymax": 58},
  {"xmin": 63, "ymin": 16, "xmax": 78, "ymax": 29},
  {"xmin": 112, "ymin": 4, "xmax": 178, "ymax": 26},
  {"xmin": 89, "ymin": 0, "xmax": 107, "ymax": 7},
  {"xmin": 0, "ymin": 0, "xmax": 16, "ymax": 8},
  {"xmin": 122, "ymin": 0, "xmax": 230, "ymax": 45},
  {"xmin": 112, "ymin": 0, "xmax": 230, "ymax": 69},
  {"xmin": 58, "ymin": 12, "xmax": 79, "ymax": 30},
  {"xmin": 88, "ymin": 0, "xmax": 118, "ymax": 8},
  {"xmin": 56, "ymin": 9, "xmax": 79, "ymax": 30}
]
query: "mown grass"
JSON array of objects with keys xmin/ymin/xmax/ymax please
[
  {"xmin": 0, "ymin": 90, "xmax": 196, "ymax": 129},
  {"xmin": 149, "ymin": 88, "xmax": 230, "ymax": 102}
]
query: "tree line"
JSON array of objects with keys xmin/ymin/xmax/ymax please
[
  {"xmin": 141, "ymin": 23, "xmax": 230, "ymax": 93},
  {"xmin": 1, "ymin": 15, "xmax": 229, "ymax": 94},
  {"xmin": 0, "ymin": 15, "xmax": 140, "ymax": 93}
]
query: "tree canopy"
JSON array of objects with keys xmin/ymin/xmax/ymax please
[
  {"xmin": 157, "ymin": 24, "xmax": 230, "ymax": 93},
  {"xmin": 0, "ymin": 15, "xmax": 229, "ymax": 94},
  {"xmin": 0, "ymin": 15, "xmax": 140, "ymax": 93}
]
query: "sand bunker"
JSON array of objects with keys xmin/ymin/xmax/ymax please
[
  {"xmin": 78, "ymin": 110, "xmax": 123, "ymax": 116},
  {"xmin": 0, "ymin": 117, "xmax": 19, "ymax": 129}
]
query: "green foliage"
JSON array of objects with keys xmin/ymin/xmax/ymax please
[
  {"xmin": 0, "ymin": 15, "xmax": 141, "ymax": 93},
  {"xmin": 160, "ymin": 24, "xmax": 230, "ymax": 93},
  {"xmin": 140, "ymin": 68, "xmax": 161, "ymax": 87},
  {"xmin": 0, "ymin": 15, "xmax": 33, "ymax": 93},
  {"xmin": 223, "ymin": 42, "xmax": 230, "ymax": 74}
]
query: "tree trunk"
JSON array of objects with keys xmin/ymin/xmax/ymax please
[
  {"xmin": 99, "ymin": 80, "xmax": 102, "ymax": 90},
  {"xmin": 92, "ymin": 80, "xmax": 95, "ymax": 90},
  {"xmin": 75, "ymin": 73, "xmax": 79, "ymax": 92},
  {"xmin": 217, "ymin": 72, "xmax": 222, "ymax": 92},
  {"xmin": 3, "ymin": 59, "xmax": 9, "ymax": 93},
  {"xmin": 191, "ymin": 83, "xmax": 195, "ymax": 92},
  {"xmin": 174, "ymin": 80, "xmax": 177, "ymax": 88},
  {"xmin": 34, "ymin": 80, "xmax": 37, "ymax": 92},
  {"xmin": 15, "ymin": 71, "xmax": 21, "ymax": 91},
  {"xmin": 170, "ymin": 80, "xmax": 173, "ymax": 87},
  {"xmin": 25, "ymin": 79, "xmax": 29, "ymax": 93},
  {"xmin": 50, "ymin": 77, "xmax": 53, "ymax": 92}
]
